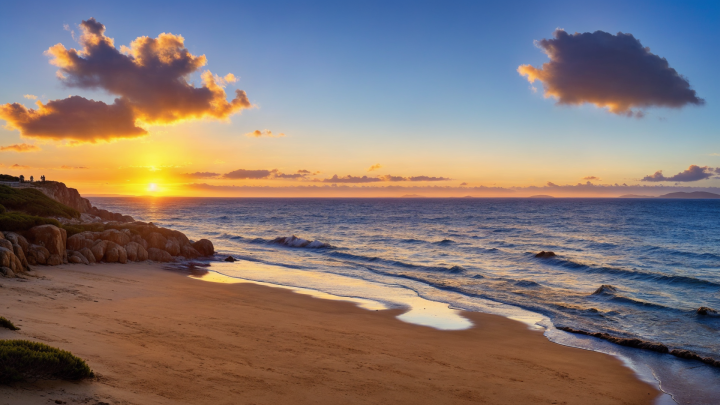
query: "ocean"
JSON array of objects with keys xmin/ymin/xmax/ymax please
[{"xmin": 89, "ymin": 197, "xmax": 720, "ymax": 404}]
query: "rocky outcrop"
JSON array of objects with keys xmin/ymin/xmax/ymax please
[
  {"xmin": 192, "ymin": 239, "xmax": 214, "ymax": 257},
  {"xmin": 535, "ymin": 251, "xmax": 556, "ymax": 258},
  {"xmin": 148, "ymin": 248, "xmax": 173, "ymax": 262},
  {"xmin": 33, "ymin": 181, "xmax": 92, "ymax": 213},
  {"xmin": 28, "ymin": 225, "xmax": 67, "ymax": 263}
]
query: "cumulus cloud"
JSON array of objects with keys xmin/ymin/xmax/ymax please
[
  {"xmin": 23, "ymin": 95, "xmax": 37, "ymax": 100},
  {"xmin": 10, "ymin": 164, "xmax": 30, "ymax": 169},
  {"xmin": 182, "ymin": 171, "xmax": 220, "ymax": 179},
  {"xmin": 0, "ymin": 143, "xmax": 40, "ymax": 152},
  {"xmin": 221, "ymin": 168, "xmax": 311, "ymax": 180},
  {"xmin": 641, "ymin": 165, "xmax": 716, "ymax": 182},
  {"xmin": 583, "ymin": 176, "xmax": 601, "ymax": 181},
  {"xmin": 518, "ymin": 30, "xmax": 704, "ymax": 116},
  {"xmin": 323, "ymin": 174, "xmax": 451, "ymax": 183},
  {"xmin": 367, "ymin": 164, "xmax": 382, "ymax": 172},
  {"xmin": 245, "ymin": 129, "xmax": 285, "ymax": 137},
  {"xmin": 0, "ymin": 18, "xmax": 251, "ymax": 143}
]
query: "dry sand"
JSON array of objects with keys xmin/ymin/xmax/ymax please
[{"xmin": 0, "ymin": 263, "xmax": 659, "ymax": 404}]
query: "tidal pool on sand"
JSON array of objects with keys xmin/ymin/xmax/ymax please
[{"xmin": 191, "ymin": 260, "xmax": 473, "ymax": 331}]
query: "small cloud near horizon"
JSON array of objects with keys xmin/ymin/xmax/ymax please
[
  {"xmin": 641, "ymin": 165, "xmax": 716, "ymax": 182},
  {"xmin": 10, "ymin": 164, "xmax": 30, "ymax": 170},
  {"xmin": 23, "ymin": 95, "xmax": 37, "ymax": 100},
  {"xmin": 245, "ymin": 129, "xmax": 285, "ymax": 138},
  {"xmin": 518, "ymin": 30, "xmax": 704, "ymax": 117},
  {"xmin": 323, "ymin": 174, "xmax": 451, "ymax": 183},
  {"xmin": 583, "ymin": 176, "xmax": 601, "ymax": 181},
  {"xmin": 367, "ymin": 164, "xmax": 382, "ymax": 172},
  {"xmin": 0, "ymin": 143, "xmax": 40, "ymax": 152},
  {"xmin": 182, "ymin": 171, "xmax": 220, "ymax": 179},
  {"xmin": 58, "ymin": 165, "xmax": 88, "ymax": 170}
]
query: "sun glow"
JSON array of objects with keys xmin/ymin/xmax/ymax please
[{"xmin": 148, "ymin": 183, "xmax": 158, "ymax": 192}]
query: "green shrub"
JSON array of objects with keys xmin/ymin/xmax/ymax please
[
  {"xmin": 0, "ymin": 204, "xmax": 5, "ymax": 215},
  {"xmin": 0, "ymin": 317, "xmax": 19, "ymax": 331},
  {"xmin": 0, "ymin": 185, "xmax": 79, "ymax": 219},
  {"xmin": 0, "ymin": 340, "xmax": 94, "ymax": 383},
  {"xmin": 0, "ymin": 213, "xmax": 60, "ymax": 232}
]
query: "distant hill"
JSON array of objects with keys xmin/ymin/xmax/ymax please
[
  {"xmin": 657, "ymin": 191, "xmax": 720, "ymax": 199},
  {"xmin": 529, "ymin": 195, "xmax": 554, "ymax": 199},
  {"xmin": 619, "ymin": 194, "xmax": 655, "ymax": 198},
  {"xmin": 401, "ymin": 194, "xmax": 427, "ymax": 198}
]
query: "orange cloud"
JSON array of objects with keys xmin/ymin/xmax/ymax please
[
  {"xmin": 322, "ymin": 174, "xmax": 451, "ymax": 183},
  {"xmin": 367, "ymin": 163, "xmax": 382, "ymax": 172},
  {"xmin": 583, "ymin": 176, "xmax": 601, "ymax": 181},
  {"xmin": 518, "ymin": 30, "xmax": 704, "ymax": 117},
  {"xmin": 23, "ymin": 95, "xmax": 37, "ymax": 100},
  {"xmin": 0, "ymin": 143, "xmax": 40, "ymax": 152},
  {"xmin": 245, "ymin": 129, "xmax": 285, "ymax": 137},
  {"xmin": 0, "ymin": 18, "xmax": 251, "ymax": 143}
]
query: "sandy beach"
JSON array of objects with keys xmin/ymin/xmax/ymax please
[{"xmin": 0, "ymin": 263, "xmax": 659, "ymax": 405}]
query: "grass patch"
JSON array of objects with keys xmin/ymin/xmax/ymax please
[
  {"xmin": 0, "ymin": 317, "xmax": 19, "ymax": 331},
  {"xmin": 0, "ymin": 185, "xmax": 79, "ymax": 219},
  {"xmin": 0, "ymin": 340, "xmax": 94, "ymax": 383},
  {"xmin": 0, "ymin": 213, "xmax": 60, "ymax": 232}
]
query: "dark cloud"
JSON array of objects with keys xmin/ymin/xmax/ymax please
[
  {"xmin": 407, "ymin": 176, "xmax": 451, "ymax": 182},
  {"xmin": 10, "ymin": 164, "xmax": 30, "ymax": 169},
  {"xmin": 583, "ymin": 176, "xmax": 601, "ymax": 181},
  {"xmin": 223, "ymin": 169, "xmax": 275, "ymax": 180},
  {"xmin": 518, "ymin": 30, "xmax": 704, "ymax": 116},
  {"xmin": 642, "ymin": 165, "xmax": 715, "ymax": 182},
  {"xmin": 0, "ymin": 143, "xmax": 41, "ymax": 152},
  {"xmin": 0, "ymin": 18, "xmax": 250, "ymax": 143},
  {"xmin": 183, "ymin": 172, "xmax": 220, "ymax": 179}
]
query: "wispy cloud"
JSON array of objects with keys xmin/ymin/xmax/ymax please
[
  {"xmin": 23, "ymin": 94, "xmax": 37, "ymax": 100},
  {"xmin": 367, "ymin": 164, "xmax": 382, "ymax": 172},
  {"xmin": 182, "ymin": 171, "xmax": 221, "ymax": 179},
  {"xmin": 322, "ymin": 174, "xmax": 451, "ymax": 183},
  {"xmin": 245, "ymin": 129, "xmax": 285, "ymax": 138},
  {"xmin": 0, "ymin": 143, "xmax": 40, "ymax": 152},
  {"xmin": 518, "ymin": 30, "xmax": 704, "ymax": 117},
  {"xmin": 583, "ymin": 176, "xmax": 601, "ymax": 181}
]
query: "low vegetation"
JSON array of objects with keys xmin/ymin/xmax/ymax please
[
  {"xmin": 0, "ymin": 212, "xmax": 60, "ymax": 232},
  {"xmin": 0, "ymin": 340, "xmax": 94, "ymax": 383},
  {"xmin": 0, "ymin": 185, "xmax": 79, "ymax": 219},
  {"xmin": 0, "ymin": 175, "xmax": 19, "ymax": 182},
  {"xmin": 0, "ymin": 317, "xmax": 19, "ymax": 331}
]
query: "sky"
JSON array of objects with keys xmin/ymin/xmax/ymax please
[{"xmin": 0, "ymin": 0, "xmax": 718, "ymax": 197}]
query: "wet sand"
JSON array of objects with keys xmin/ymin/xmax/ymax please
[{"xmin": 0, "ymin": 263, "xmax": 659, "ymax": 404}]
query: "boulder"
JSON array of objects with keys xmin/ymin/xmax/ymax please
[
  {"xmin": 164, "ymin": 237, "xmax": 181, "ymax": 256},
  {"xmin": 68, "ymin": 251, "xmax": 90, "ymax": 265},
  {"xmin": 192, "ymin": 239, "xmax": 214, "ymax": 257},
  {"xmin": 100, "ymin": 229, "xmax": 131, "ymax": 246},
  {"xmin": 224, "ymin": 256, "xmax": 237, "ymax": 262},
  {"xmin": 148, "ymin": 248, "xmax": 173, "ymax": 263},
  {"xmin": 3, "ymin": 232, "xmax": 29, "ymax": 253},
  {"xmin": 12, "ymin": 243, "xmax": 28, "ymax": 270},
  {"xmin": 27, "ymin": 244, "xmax": 50, "ymax": 266},
  {"xmin": 131, "ymin": 234, "xmax": 148, "ymax": 250},
  {"xmin": 28, "ymin": 225, "xmax": 66, "ymax": 260},
  {"xmin": 103, "ymin": 242, "xmax": 121, "ymax": 263},
  {"xmin": 0, "ymin": 267, "xmax": 15, "ymax": 278},
  {"xmin": 137, "ymin": 245, "xmax": 148, "ymax": 261},
  {"xmin": 181, "ymin": 245, "xmax": 202, "ymax": 259},
  {"xmin": 90, "ymin": 240, "xmax": 108, "ymax": 262},
  {"xmin": 697, "ymin": 307, "xmax": 718, "ymax": 316},
  {"xmin": 535, "ymin": 251, "xmax": 556, "ymax": 258},
  {"xmin": 125, "ymin": 241, "xmax": 140, "ymax": 261},
  {"xmin": 78, "ymin": 247, "xmax": 96, "ymax": 264},
  {"xmin": 0, "ymin": 247, "xmax": 19, "ymax": 272},
  {"xmin": 47, "ymin": 254, "xmax": 63, "ymax": 266},
  {"xmin": 146, "ymin": 232, "xmax": 168, "ymax": 250},
  {"xmin": 0, "ymin": 239, "xmax": 13, "ymax": 251},
  {"xmin": 67, "ymin": 232, "xmax": 95, "ymax": 251}
]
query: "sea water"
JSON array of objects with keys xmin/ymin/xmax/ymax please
[{"xmin": 90, "ymin": 197, "xmax": 720, "ymax": 404}]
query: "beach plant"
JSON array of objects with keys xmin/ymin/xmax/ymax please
[
  {"xmin": 0, "ymin": 175, "xmax": 19, "ymax": 182},
  {"xmin": 0, "ymin": 340, "xmax": 94, "ymax": 384},
  {"xmin": 0, "ymin": 204, "xmax": 5, "ymax": 214},
  {"xmin": 0, "ymin": 317, "xmax": 19, "ymax": 331},
  {"xmin": 0, "ymin": 212, "xmax": 60, "ymax": 232},
  {"xmin": 0, "ymin": 185, "xmax": 79, "ymax": 219}
]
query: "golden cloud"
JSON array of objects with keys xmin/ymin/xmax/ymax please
[
  {"xmin": 367, "ymin": 163, "xmax": 382, "ymax": 172},
  {"xmin": 0, "ymin": 18, "xmax": 251, "ymax": 143},
  {"xmin": 0, "ymin": 143, "xmax": 41, "ymax": 152},
  {"xmin": 245, "ymin": 129, "xmax": 285, "ymax": 137}
]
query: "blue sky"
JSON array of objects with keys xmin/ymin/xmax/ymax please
[{"xmin": 0, "ymin": 0, "xmax": 718, "ymax": 195}]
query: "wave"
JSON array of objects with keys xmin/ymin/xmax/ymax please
[
  {"xmin": 538, "ymin": 256, "xmax": 720, "ymax": 288},
  {"xmin": 270, "ymin": 235, "xmax": 334, "ymax": 249},
  {"xmin": 328, "ymin": 251, "xmax": 466, "ymax": 273}
]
